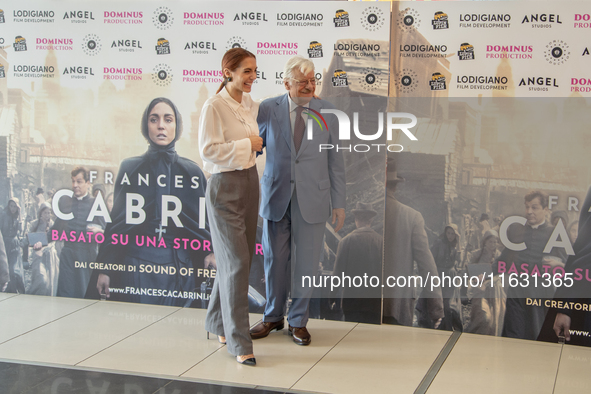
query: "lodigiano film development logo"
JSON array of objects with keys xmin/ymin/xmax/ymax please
[
  {"xmin": 429, "ymin": 72, "xmax": 446, "ymax": 90},
  {"xmin": 226, "ymin": 36, "xmax": 247, "ymax": 50},
  {"xmin": 0, "ymin": 9, "xmax": 5, "ymax": 23},
  {"xmin": 333, "ymin": 9, "xmax": 349, "ymax": 28},
  {"xmin": 398, "ymin": 8, "xmax": 420, "ymax": 32},
  {"xmin": 332, "ymin": 69, "xmax": 348, "ymax": 87},
  {"xmin": 361, "ymin": 6, "xmax": 384, "ymax": 32},
  {"xmin": 359, "ymin": 68, "xmax": 384, "ymax": 93},
  {"xmin": 458, "ymin": 43, "xmax": 475, "ymax": 60},
  {"xmin": 395, "ymin": 69, "xmax": 418, "ymax": 94},
  {"xmin": 82, "ymin": 34, "xmax": 101, "ymax": 56},
  {"xmin": 13, "ymin": 36, "xmax": 27, "ymax": 51},
  {"xmin": 0, "ymin": 63, "xmax": 5, "ymax": 78},
  {"xmin": 432, "ymin": 11, "xmax": 449, "ymax": 30},
  {"xmin": 152, "ymin": 64, "xmax": 173, "ymax": 87},
  {"xmin": 153, "ymin": 7, "xmax": 174, "ymax": 30},
  {"xmin": 545, "ymin": 40, "xmax": 570, "ymax": 65},
  {"xmin": 156, "ymin": 38, "xmax": 171, "ymax": 55},
  {"xmin": 308, "ymin": 41, "xmax": 323, "ymax": 58}
]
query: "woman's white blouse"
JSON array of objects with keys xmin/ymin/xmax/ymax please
[{"xmin": 198, "ymin": 88, "xmax": 259, "ymax": 174}]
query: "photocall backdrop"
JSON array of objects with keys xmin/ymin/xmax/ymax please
[{"xmin": 1, "ymin": 1, "xmax": 590, "ymax": 346}]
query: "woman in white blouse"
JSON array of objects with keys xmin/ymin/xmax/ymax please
[{"xmin": 199, "ymin": 48, "xmax": 263, "ymax": 366}]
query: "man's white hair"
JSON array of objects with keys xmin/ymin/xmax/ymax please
[{"xmin": 283, "ymin": 56, "xmax": 315, "ymax": 81}]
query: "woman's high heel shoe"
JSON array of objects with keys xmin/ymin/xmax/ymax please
[
  {"xmin": 236, "ymin": 355, "xmax": 256, "ymax": 366},
  {"xmin": 206, "ymin": 332, "xmax": 226, "ymax": 345}
]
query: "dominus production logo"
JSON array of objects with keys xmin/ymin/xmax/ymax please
[
  {"xmin": 155, "ymin": 38, "xmax": 170, "ymax": 55},
  {"xmin": 359, "ymin": 68, "xmax": 383, "ymax": 93},
  {"xmin": 544, "ymin": 40, "xmax": 569, "ymax": 65},
  {"xmin": 82, "ymin": 34, "xmax": 101, "ymax": 56},
  {"xmin": 432, "ymin": 11, "xmax": 449, "ymax": 30},
  {"xmin": 458, "ymin": 43, "xmax": 475, "ymax": 60},
  {"xmin": 226, "ymin": 36, "xmax": 247, "ymax": 50},
  {"xmin": 571, "ymin": 77, "xmax": 591, "ymax": 93},
  {"xmin": 395, "ymin": 69, "xmax": 418, "ymax": 94},
  {"xmin": 398, "ymin": 8, "xmax": 420, "ymax": 31},
  {"xmin": 333, "ymin": 9, "xmax": 349, "ymax": 27},
  {"xmin": 308, "ymin": 41, "xmax": 323, "ymax": 58},
  {"xmin": 13, "ymin": 36, "xmax": 27, "ymax": 51},
  {"xmin": 0, "ymin": 64, "xmax": 5, "ymax": 78},
  {"xmin": 153, "ymin": 7, "xmax": 174, "ymax": 30},
  {"xmin": 332, "ymin": 69, "xmax": 348, "ymax": 87},
  {"xmin": 361, "ymin": 6, "xmax": 384, "ymax": 32},
  {"xmin": 152, "ymin": 64, "xmax": 173, "ymax": 87},
  {"xmin": 429, "ymin": 72, "xmax": 446, "ymax": 91},
  {"xmin": 0, "ymin": 9, "xmax": 5, "ymax": 23}
]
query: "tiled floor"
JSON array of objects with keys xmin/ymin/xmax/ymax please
[{"xmin": 1, "ymin": 294, "xmax": 589, "ymax": 394}]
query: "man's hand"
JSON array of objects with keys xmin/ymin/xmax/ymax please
[
  {"xmin": 331, "ymin": 208, "xmax": 345, "ymax": 232},
  {"xmin": 554, "ymin": 312, "xmax": 571, "ymax": 342},
  {"xmin": 249, "ymin": 136, "xmax": 263, "ymax": 152},
  {"xmin": 97, "ymin": 273, "xmax": 111, "ymax": 299}
]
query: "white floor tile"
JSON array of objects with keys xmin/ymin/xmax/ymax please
[
  {"xmin": 427, "ymin": 333, "xmax": 561, "ymax": 394},
  {"xmin": 0, "ymin": 300, "xmax": 177, "ymax": 365},
  {"xmin": 78, "ymin": 308, "xmax": 224, "ymax": 376},
  {"xmin": 182, "ymin": 318, "xmax": 357, "ymax": 389},
  {"xmin": 0, "ymin": 294, "xmax": 96, "ymax": 344},
  {"xmin": 554, "ymin": 344, "xmax": 591, "ymax": 393},
  {"xmin": 293, "ymin": 324, "xmax": 451, "ymax": 394}
]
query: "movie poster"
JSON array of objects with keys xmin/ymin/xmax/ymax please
[
  {"xmin": 0, "ymin": 1, "xmax": 391, "ymax": 324},
  {"xmin": 387, "ymin": 1, "xmax": 591, "ymax": 345}
]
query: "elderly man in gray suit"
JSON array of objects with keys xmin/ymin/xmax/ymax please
[
  {"xmin": 383, "ymin": 156, "xmax": 444, "ymax": 327},
  {"xmin": 251, "ymin": 56, "xmax": 346, "ymax": 345}
]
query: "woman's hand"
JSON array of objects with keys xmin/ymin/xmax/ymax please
[{"xmin": 249, "ymin": 136, "xmax": 263, "ymax": 152}]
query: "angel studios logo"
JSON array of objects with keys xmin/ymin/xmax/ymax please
[
  {"xmin": 359, "ymin": 68, "xmax": 384, "ymax": 93},
  {"xmin": 544, "ymin": 40, "xmax": 570, "ymax": 65},
  {"xmin": 361, "ymin": 6, "xmax": 384, "ymax": 32},
  {"xmin": 458, "ymin": 43, "xmax": 475, "ymax": 60},
  {"xmin": 155, "ymin": 38, "xmax": 171, "ymax": 55},
  {"xmin": 395, "ymin": 69, "xmax": 418, "ymax": 94},
  {"xmin": 429, "ymin": 72, "xmax": 446, "ymax": 91},
  {"xmin": 152, "ymin": 7, "xmax": 174, "ymax": 30},
  {"xmin": 398, "ymin": 8, "xmax": 420, "ymax": 32},
  {"xmin": 332, "ymin": 69, "xmax": 348, "ymax": 87},
  {"xmin": 82, "ymin": 34, "xmax": 101, "ymax": 56},
  {"xmin": 333, "ymin": 9, "xmax": 349, "ymax": 28},
  {"xmin": 226, "ymin": 36, "xmax": 247, "ymax": 50},
  {"xmin": 432, "ymin": 11, "xmax": 449, "ymax": 30},
  {"xmin": 13, "ymin": 36, "xmax": 27, "ymax": 51},
  {"xmin": 308, "ymin": 41, "xmax": 323, "ymax": 58},
  {"xmin": 152, "ymin": 64, "xmax": 173, "ymax": 87}
]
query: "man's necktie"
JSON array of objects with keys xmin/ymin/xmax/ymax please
[{"xmin": 294, "ymin": 106, "xmax": 305, "ymax": 153}]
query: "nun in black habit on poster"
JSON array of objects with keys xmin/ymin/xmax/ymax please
[{"xmin": 93, "ymin": 97, "xmax": 211, "ymax": 306}]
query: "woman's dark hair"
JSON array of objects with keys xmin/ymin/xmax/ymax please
[
  {"xmin": 216, "ymin": 48, "xmax": 256, "ymax": 94},
  {"xmin": 140, "ymin": 97, "xmax": 183, "ymax": 143}
]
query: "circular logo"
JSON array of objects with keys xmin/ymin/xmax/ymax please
[
  {"xmin": 152, "ymin": 64, "xmax": 173, "ymax": 87},
  {"xmin": 152, "ymin": 7, "xmax": 174, "ymax": 30},
  {"xmin": 544, "ymin": 40, "xmax": 570, "ymax": 65},
  {"xmin": 395, "ymin": 69, "xmax": 418, "ymax": 94},
  {"xmin": 361, "ymin": 7, "xmax": 384, "ymax": 32},
  {"xmin": 359, "ymin": 67, "xmax": 383, "ymax": 93},
  {"xmin": 398, "ymin": 8, "xmax": 420, "ymax": 31},
  {"xmin": 82, "ymin": 34, "xmax": 101, "ymax": 56},
  {"xmin": 226, "ymin": 36, "xmax": 247, "ymax": 51}
]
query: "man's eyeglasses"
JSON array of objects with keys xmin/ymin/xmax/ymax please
[{"xmin": 291, "ymin": 78, "xmax": 318, "ymax": 86}]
